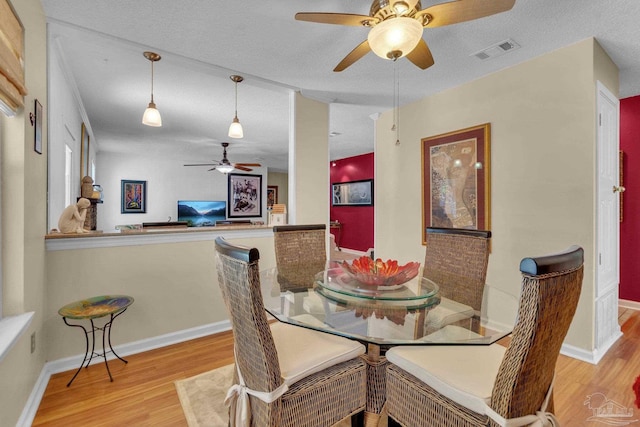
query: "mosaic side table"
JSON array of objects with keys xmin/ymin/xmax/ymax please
[{"xmin": 58, "ymin": 295, "xmax": 134, "ymax": 386}]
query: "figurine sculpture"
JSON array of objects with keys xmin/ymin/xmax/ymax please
[{"xmin": 58, "ymin": 198, "xmax": 91, "ymax": 234}]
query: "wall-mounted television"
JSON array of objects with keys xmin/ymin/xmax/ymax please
[{"xmin": 177, "ymin": 200, "xmax": 226, "ymax": 227}]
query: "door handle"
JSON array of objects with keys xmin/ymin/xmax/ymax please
[{"xmin": 613, "ymin": 185, "xmax": 626, "ymax": 193}]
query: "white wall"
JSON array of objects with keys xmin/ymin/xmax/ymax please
[
  {"xmin": 47, "ymin": 43, "xmax": 89, "ymax": 231},
  {"xmin": 97, "ymin": 151, "xmax": 269, "ymax": 231}
]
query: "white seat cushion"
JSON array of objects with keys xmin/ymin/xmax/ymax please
[
  {"xmin": 425, "ymin": 297, "xmax": 475, "ymax": 330},
  {"xmin": 386, "ymin": 344, "xmax": 506, "ymax": 414},
  {"xmin": 420, "ymin": 325, "xmax": 484, "ymax": 342},
  {"xmin": 271, "ymin": 322, "xmax": 365, "ymax": 386}
]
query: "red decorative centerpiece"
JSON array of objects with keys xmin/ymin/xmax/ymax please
[{"xmin": 341, "ymin": 256, "xmax": 420, "ymax": 288}]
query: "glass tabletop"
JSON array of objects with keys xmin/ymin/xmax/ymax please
[{"xmin": 260, "ymin": 266, "xmax": 518, "ymax": 349}]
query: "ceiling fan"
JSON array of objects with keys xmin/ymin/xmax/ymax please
[
  {"xmin": 295, "ymin": 0, "xmax": 516, "ymax": 72},
  {"xmin": 184, "ymin": 142, "xmax": 261, "ymax": 173}
]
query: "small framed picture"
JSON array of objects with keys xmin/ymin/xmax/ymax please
[
  {"xmin": 267, "ymin": 185, "xmax": 278, "ymax": 208},
  {"xmin": 332, "ymin": 179, "xmax": 374, "ymax": 207},
  {"xmin": 121, "ymin": 180, "xmax": 147, "ymax": 214},
  {"xmin": 34, "ymin": 99, "xmax": 43, "ymax": 154},
  {"xmin": 228, "ymin": 173, "xmax": 262, "ymax": 218}
]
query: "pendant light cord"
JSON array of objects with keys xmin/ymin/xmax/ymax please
[
  {"xmin": 150, "ymin": 60, "xmax": 155, "ymax": 103},
  {"xmin": 234, "ymin": 81, "xmax": 238, "ymax": 118}
]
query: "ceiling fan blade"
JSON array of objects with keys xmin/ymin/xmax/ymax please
[
  {"xmin": 406, "ymin": 39, "xmax": 435, "ymax": 70},
  {"xmin": 184, "ymin": 163, "xmax": 218, "ymax": 167},
  {"xmin": 235, "ymin": 163, "xmax": 262, "ymax": 167},
  {"xmin": 295, "ymin": 12, "xmax": 377, "ymax": 27},
  {"xmin": 234, "ymin": 165, "xmax": 253, "ymax": 172},
  {"xmin": 334, "ymin": 40, "xmax": 372, "ymax": 72},
  {"xmin": 417, "ymin": 0, "xmax": 515, "ymax": 28},
  {"xmin": 208, "ymin": 167, "xmax": 217, "ymax": 172}
]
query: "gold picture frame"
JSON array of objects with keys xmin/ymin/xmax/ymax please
[
  {"xmin": 80, "ymin": 122, "xmax": 90, "ymax": 181},
  {"xmin": 421, "ymin": 123, "xmax": 491, "ymax": 244}
]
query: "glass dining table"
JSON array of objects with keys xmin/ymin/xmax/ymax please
[{"xmin": 260, "ymin": 262, "xmax": 518, "ymax": 423}]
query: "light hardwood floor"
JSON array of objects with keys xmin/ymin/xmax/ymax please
[{"xmin": 32, "ymin": 308, "xmax": 639, "ymax": 426}]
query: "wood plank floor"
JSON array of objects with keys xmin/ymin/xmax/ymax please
[{"xmin": 32, "ymin": 309, "xmax": 639, "ymax": 426}]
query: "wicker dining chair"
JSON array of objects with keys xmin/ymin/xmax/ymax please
[
  {"xmin": 214, "ymin": 237, "xmax": 367, "ymax": 427},
  {"xmin": 385, "ymin": 245, "xmax": 584, "ymax": 427},
  {"xmin": 273, "ymin": 224, "xmax": 328, "ymax": 291},
  {"xmin": 423, "ymin": 227, "xmax": 492, "ymax": 332}
]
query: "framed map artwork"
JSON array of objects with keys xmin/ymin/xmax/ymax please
[{"xmin": 421, "ymin": 123, "xmax": 491, "ymax": 244}]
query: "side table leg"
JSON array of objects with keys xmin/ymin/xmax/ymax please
[
  {"xmin": 107, "ymin": 309, "xmax": 129, "ymax": 364},
  {"xmin": 102, "ymin": 316, "xmax": 114, "ymax": 382},
  {"xmin": 62, "ymin": 317, "xmax": 90, "ymax": 387}
]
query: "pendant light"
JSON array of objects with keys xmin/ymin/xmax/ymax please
[
  {"xmin": 142, "ymin": 51, "xmax": 162, "ymax": 127},
  {"xmin": 228, "ymin": 75, "xmax": 244, "ymax": 138}
]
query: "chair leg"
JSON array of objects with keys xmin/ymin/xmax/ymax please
[{"xmin": 351, "ymin": 410, "xmax": 365, "ymax": 427}]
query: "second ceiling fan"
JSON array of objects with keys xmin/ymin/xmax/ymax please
[
  {"xmin": 184, "ymin": 142, "xmax": 261, "ymax": 173},
  {"xmin": 295, "ymin": 0, "xmax": 516, "ymax": 72}
]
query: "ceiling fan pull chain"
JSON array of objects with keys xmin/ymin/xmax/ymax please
[{"xmin": 395, "ymin": 62, "xmax": 401, "ymax": 146}]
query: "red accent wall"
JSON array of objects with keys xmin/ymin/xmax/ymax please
[
  {"xmin": 330, "ymin": 153, "xmax": 374, "ymax": 252},
  {"xmin": 620, "ymin": 95, "xmax": 640, "ymax": 302}
]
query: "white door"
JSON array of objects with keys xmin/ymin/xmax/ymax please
[{"xmin": 595, "ymin": 81, "xmax": 622, "ymax": 357}]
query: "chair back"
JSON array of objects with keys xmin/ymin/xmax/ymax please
[
  {"xmin": 214, "ymin": 237, "xmax": 283, "ymax": 400},
  {"xmin": 490, "ymin": 245, "xmax": 584, "ymax": 419},
  {"xmin": 423, "ymin": 227, "xmax": 491, "ymax": 311},
  {"xmin": 273, "ymin": 224, "xmax": 327, "ymax": 290}
]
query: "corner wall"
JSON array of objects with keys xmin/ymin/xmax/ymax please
[
  {"xmin": 375, "ymin": 38, "xmax": 618, "ymax": 352},
  {"xmin": 330, "ymin": 153, "xmax": 374, "ymax": 251},
  {"xmin": 620, "ymin": 95, "xmax": 640, "ymax": 302}
]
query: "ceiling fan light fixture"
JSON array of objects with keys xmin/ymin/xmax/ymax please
[
  {"xmin": 228, "ymin": 75, "xmax": 244, "ymax": 139},
  {"xmin": 217, "ymin": 164, "xmax": 235, "ymax": 174},
  {"xmin": 368, "ymin": 17, "xmax": 423, "ymax": 60},
  {"xmin": 142, "ymin": 51, "xmax": 162, "ymax": 127}
]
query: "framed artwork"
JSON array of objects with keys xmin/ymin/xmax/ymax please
[
  {"xmin": 80, "ymin": 122, "xmax": 90, "ymax": 180},
  {"xmin": 228, "ymin": 173, "xmax": 262, "ymax": 218},
  {"xmin": 332, "ymin": 179, "xmax": 374, "ymax": 206},
  {"xmin": 421, "ymin": 123, "xmax": 491, "ymax": 244},
  {"xmin": 121, "ymin": 180, "xmax": 147, "ymax": 213},
  {"xmin": 267, "ymin": 185, "xmax": 278, "ymax": 208},
  {"xmin": 34, "ymin": 99, "xmax": 42, "ymax": 154}
]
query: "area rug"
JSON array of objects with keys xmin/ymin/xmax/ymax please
[{"xmin": 175, "ymin": 364, "xmax": 386, "ymax": 427}]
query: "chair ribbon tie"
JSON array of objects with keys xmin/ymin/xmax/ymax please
[
  {"xmin": 485, "ymin": 375, "xmax": 558, "ymax": 427},
  {"xmin": 224, "ymin": 359, "xmax": 288, "ymax": 427}
]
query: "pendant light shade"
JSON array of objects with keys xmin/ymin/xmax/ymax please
[
  {"xmin": 368, "ymin": 17, "xmax": 423, "ymax": 60},
  {"xmin": 142, "ymin": 51, "xmax": 162, "ymax": 127},
  {"xmin": 228, "ymin": 75, "xmax": 244, "ymax": 138}
]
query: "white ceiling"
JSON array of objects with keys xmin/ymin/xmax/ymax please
[{"xmin": 41, "ymin": 0, "xmax": 640, "ymax": 172}]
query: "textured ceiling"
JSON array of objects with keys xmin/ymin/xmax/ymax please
[{"xmin": 41, "ymin": 0, "xmax": 640, "ymax": 172}]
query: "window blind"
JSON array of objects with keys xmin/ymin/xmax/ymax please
[{"xmin": 0, "ymin": 0, "xmax": 27, "ymax": 117}]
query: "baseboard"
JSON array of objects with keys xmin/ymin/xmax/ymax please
[
  {"xmin": 619, "ymin": 299, "xmax": 640, "ymax": 310},
  {"xmin": 560, "ymin": 329, "xmax": 623, "ymax": 365},
  {"xmin": 17, "ymin": 320, "xmax": 232, "ymax": 427}
]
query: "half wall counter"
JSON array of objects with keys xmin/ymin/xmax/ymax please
[{"xmin": 44, "ymin": 225, "xmax": 276, "ymax": 364}]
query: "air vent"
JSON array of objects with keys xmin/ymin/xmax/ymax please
[{"xmin": 471, "ymin": 38, "xmax": 520, "ymax": 61}]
